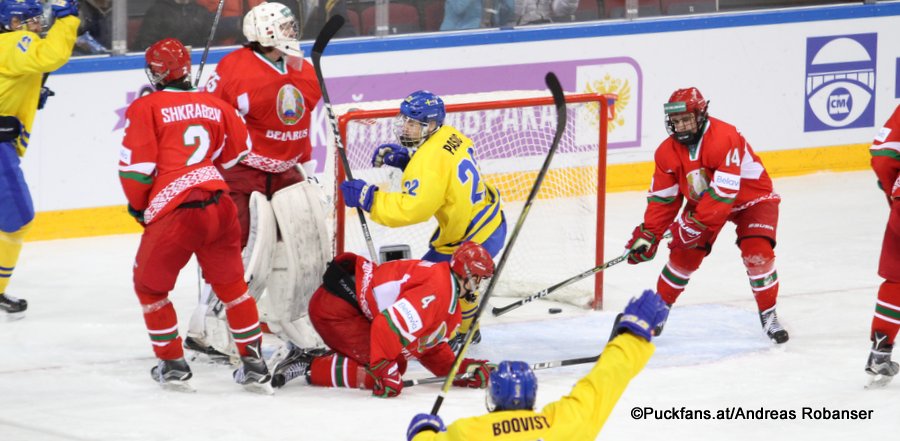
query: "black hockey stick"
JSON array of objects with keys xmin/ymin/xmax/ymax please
[
  {"xmin": 491, "ymin": 231, "xmax": 672, "ymax": 317},
  {"xmin": 194, "ymin": 0, "xmax": 226, "ymax": 87},
  {"xmin": 430, "ymin": 72, "xmax": 568, "ymax": 416},
  {"xmin": 312, "ymin": 15, "xmax": 379, "ymax": 263},
  {"xmin": 405, "ymin": 353, "xmax": 599, "ymax": 387}
]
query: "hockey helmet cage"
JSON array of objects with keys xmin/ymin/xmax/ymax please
[
  {"xmin": 242, "ymin": 2, "xmax": 303, "ymax": 58},
  {"xmin": 664, "ymin": 87, "xmax": 709, "ymax": 145},
  {"xmin": 487, "ymin": 361, "xmax": 538, "ymax": 412},
  {"xmin": 0, "ymin": 0, "xmax": 44, "ymax": 31},
  {"xmin": 145, "ymin": 38, "xmax": 192, "ymax": 90}
]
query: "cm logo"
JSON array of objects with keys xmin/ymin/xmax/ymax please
[{"xmin": 804, "ymin": 34, "xmax": 877, "ymax": 131}]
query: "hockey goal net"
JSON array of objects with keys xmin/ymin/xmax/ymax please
[{"xmin": 332, "ymin": 92, "xmax": 612, "ymax": 309}]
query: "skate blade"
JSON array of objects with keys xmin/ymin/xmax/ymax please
[
  {"xmin": 2, "ymin": 312, "xmax": 26, "ymax": 321},
  {"xmin": 865, "ymin": 373, "xmax": 894, "ymax": 389},
  {"xmin": 185, "ymin": 350, "xmax": 237, "ymax": 366},
  {"xmin": 159, "ymin": 380, "xmax": 197, "ymax": 393},
  {"xmin": 242, "ymin": 381, "xmax": 274, "ymax": 395}
]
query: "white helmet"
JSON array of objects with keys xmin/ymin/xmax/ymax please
[{"xmin": 242, "ymin": 2, "xmax": 303, "ymax": 58}]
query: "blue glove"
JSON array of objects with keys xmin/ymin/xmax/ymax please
[
  {"xmin": 50, "ymin": 0, "xmax": 79, "ymax": 18},
  {"xmin": 371, "ymin": 143, "xmax": 411, "ymax": 170},
  {"xmin": 407, "ymin": 413, "xmax": 446, "ymax": 441},
  {"xmin": 340, "ymin": 179, "xmax": 377, "ymax": 212},
  {"xmin": 616, "ymin": 289, "xmax": 670, "ymax": 341},
  {"xmin": 37, "ymin": 87, "xmax": 55, "ymax": 110}
]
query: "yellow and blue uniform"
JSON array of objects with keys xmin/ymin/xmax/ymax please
[
  {"xmin": 0, "ymin": 15, "xmax": 78, "ymax": 292},
  {"xmin": 412, "ymin": 333, "xmax": 655, "ymax": 441}
]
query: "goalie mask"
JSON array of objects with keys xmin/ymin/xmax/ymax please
[
  {"xmin": 393, "ymin": 90, "xmax": 445, "ymax": 148},
  {"xmin": 145, "ymin": 38, "xmax": 192, "ymax": 90},
  {"xmin": 243, "ymin": 2, "xmax": 303, "ymax": 58},
  {"xmin": 664, "ymin": 87, "xmax": 709, "ymax": 146},
  {"xmin": 486, "ymin": 361, "xmax": 537, "ymax": 412},
  {"xmin": 0, "ymin": 0, "xmax": 44, "ymax": 32},
  {"xmin": 450, "ymin": 241, "xmax": 494, "ymax": 302}
]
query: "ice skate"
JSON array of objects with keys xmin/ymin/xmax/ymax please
[
  {"xmin": 271, "ymin": 346, "xmax": 320, "ymax": 388},
  {"xmin": 183, "ymin": 335, "xmax": 233, "ymax": 365},
  {"xmin": 233, "ymin": 342, "xmax": 273, "ymax": 395},
  {"xmin": 150, "ymin": 358, "xmax": 195, "ymax": 393},
  {"xmin": 759, "ymin": 307, "xmax": 789, "ymax": 344},
  {"xmin": 0, "ymin": 294, "xmax": 27, "ymax": 321},
  {"xmin": 865, "ymin": 332, "xmax": 898, "ymax": 389}
]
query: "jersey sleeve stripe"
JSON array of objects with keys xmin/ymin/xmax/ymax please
[
  {"xmin": 383, "ymin": 310, "xmax": 414, "ymax": 346},
  {"xmin": 119, "ymin": 171, "xmax": 153, "ymax": 184},
  {"xmin": 648, "ymin": 184, "xmax": 679, "ymax": 198},
  {"xmin": 119, "ymin": 162, "xmax": 157, "ymax": 174}
]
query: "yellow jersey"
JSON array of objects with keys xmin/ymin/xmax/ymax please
[
  {"xmin": 413, "ymin": 333, "xmax": 655, "ymax": 441},
  {"xmin": 0, "ymin": 16, "xmax": 79, "ymax": 156},
  {"xmin": 370, "ymin": 125, "xmax": 504, "ymax": 255}
]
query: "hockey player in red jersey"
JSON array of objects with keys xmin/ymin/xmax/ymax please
[
  {"xmin": 866, "ymin": 104, "xmax": 900, "ymax": 388},
  {"xmin": 120, "ymin": 38, "xmax": 271, "ymax": 392},
  {"xmin": 624, "ymin": 87, "xmax": 788, "ymax": 344},
  {"xmin": 269, "ymin": 242, "xmax": 495, "ymax": 398}
]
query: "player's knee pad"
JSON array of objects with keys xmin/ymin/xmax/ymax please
[
  {"xmin": 243, "ymin": 191, "xmax": 277, "ymax": 300},
  {"xmin": 740, "ymin": 237, "xmax": 776, "ymax": 276}
]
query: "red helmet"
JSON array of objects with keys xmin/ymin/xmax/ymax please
[
  {"xmin": 664, "ymin": 87, "xmax": 709, "ymax": 145},
  {"xmin": 450, "ymin": 242, "xmax": 495, "ymax": 281},
  {"xmin": 145, "ymin": 38, "xmax": 191, "ymax": 90}
]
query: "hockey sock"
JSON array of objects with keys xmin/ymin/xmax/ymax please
[
  {"xmin": 307, "ymin": 352, "xmax": 373, "ymax": 389},
  {"xmin": 872, "ymin": 281, "xmax": 900, "ymax": 345},
  {"xmin": 213, "ymin": 279, "xmax": 262, "ymax": 358},
  {"xmin": 457, "ymin": 295, "xmax": 479, "ymax": 335},
  {"xmin": 740, "ymin": 237, "xmax": 779, "ymax": 312},
  {"xmin": 656, "ymin": 249, "xmax": 704, "ymax": 305},
  {"xmin": 0, "ymin": 224, "xmax": 30, "ymax": 293},
  {"xmin": 136, "ymin": 290, "xmax": 183, "ymax": 360}
]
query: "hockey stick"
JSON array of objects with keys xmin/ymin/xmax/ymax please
[
  {"xmin": 430, "ymin": 72, "xmax": 567, "ymax": 416},
  {"xmin": 312, "ymin": 15, "xmax": 379, "ymax": 263},
  {"xmin": 194, "ymin": 0, "xmax": 226, "ymax": 88},
  {"xmin": 404, "ymin": 353, "xmax": 599, "ymax": 387},
  {"xmin": 491, "ymin": 231, "xmax": 673, "ymax": 317}
]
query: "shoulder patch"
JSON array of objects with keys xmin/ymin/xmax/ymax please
[
  {"xmin": 119, "ymin": 146, "xmax": 133, "ymax": 165},
  {"xmin": 393, "ymin": 298, "xmax": 423, "ymax": 333},
  {"xmin": 876, "ymin": 127, "xmax": 892, "ymax": 143}
]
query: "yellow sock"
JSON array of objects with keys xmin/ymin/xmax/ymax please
[
  {"xmin": 0, "ymin": 223, "xmax": 31, "ymax": 293},
  {"xmin": 457, "ymin": 295, "xmax": 480, "ymax": 335}
]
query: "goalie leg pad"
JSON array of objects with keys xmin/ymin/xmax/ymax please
[{"xmin": 243, "ymin": 191, "xmax": 277, "ymax": 301}]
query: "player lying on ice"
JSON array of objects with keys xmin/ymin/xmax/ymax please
[
  {"xmin": 406, "ymin": 289, "xmax": 668, "ymax": 440},
  {"xmin": 269, "ymin": 241, "xmax": 495, "ymax": 397}
]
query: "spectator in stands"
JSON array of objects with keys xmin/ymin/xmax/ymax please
[
  {"xmin": 194, "ymin": 0, "xmax": 264, "ymax": 44},
  {"xmin": 515, "ymin": 0, "xmax": 577, "ymax": 25},
  {"xmin": 440, "ymin": 0, "xmax": 514, "ymax": 30},
  {"xmin": 134, "ymin": 0, "xmax": 214, "ymax": 51},
  {"xmin": 298, "ymin": 0, "xmax": 357, "ymax": 39},
  {"xmin": 75, "ymin": 0, "xmax": 110, "ymax": 55}
]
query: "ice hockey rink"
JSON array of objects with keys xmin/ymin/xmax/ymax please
[{"xmin": 1, "ymin": 169, "xmax": 898, "ymax": 440}]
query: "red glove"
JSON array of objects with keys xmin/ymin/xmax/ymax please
[
  {"xmin": 625, "ymin": 224, "xmax": 659, "ymax": 264},
  {"xmin": 669, "ymin": 211, "xmax": 711, "ymax": 250},
  {"xmin": 367, "ymin": 359, "xmax": 403, "ymax": 398},
  {"xmin": 452, "ymin": 358, "xmax": 492, "ymax": 389}
]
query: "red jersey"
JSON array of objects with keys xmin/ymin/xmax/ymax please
[
  {"xmin": 119, "ymin": 88, "xmax": 251, "ymax": 224},
  {"xmin": 205, "ymin": 47, "xmax": 321, "ymax": 173},
  {"xmin": 643, "ymin": 117, "xmax": 777, "ymax": 236},
  {"xmin": 871, "ymin": 105, "xmax": 900, "ymax": 200},
  {"xmin": 338, "ymin": 253, "xmax": 462, "ymax": 376}
]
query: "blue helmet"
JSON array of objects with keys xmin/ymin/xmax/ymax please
[
  {"xmin": 400, "ymin": 90, "xmax": 445, "ymax": 126},
  {"xmin": 487, "ymin": 361, "xmax": 537, "ymax": 412},
  {"xmin": 0, "ymin": 0, "xmax": 43, "ymax": 30}
]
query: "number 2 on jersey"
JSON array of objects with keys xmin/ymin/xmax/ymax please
[
  {"xmin": 183, "ymin": 125, "xmax": 210, "ymax": 166},
  {"xmin": 457, "ymin": 148, "xmax": 484, "ymax": 204}
]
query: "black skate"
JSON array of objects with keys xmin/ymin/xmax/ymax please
[
  {"xmin": 0, "ymin": 294, "xmax": 27, "ymax": 320},
  {"xmin": 271, "ymin": 347, "xmax": 326, "ymax": 388},
  {"xmin": 865, "ymin": 332, "xmax": 899, "ymax": 389},
  {"xmin": 759, "ymin": 307, "xmax": 789, "ymax": 344},
  {"xmin": 183, "ymin": 336, "xmax": 233, "ymax": 365},
  {"xmin": 150, "ymin": 358, "xmax": 195, "ymax": 393},
  {"xmin": 233, "ymin": 342, "xmax": 273, "ymax": 394}
]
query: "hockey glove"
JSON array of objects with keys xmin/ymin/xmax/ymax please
[
  {"xmin": 38, "ymin": 87, "xmax": 55, "ymax": 111},
  {"xmin": 50, "ymin": 0, "xmax": 79, "ymax": 18},
  {"xmin": 452, "ymin": 358, "xmax": 492, "ymax": 389},
  {"xmin": 127, "ymin": 205, "xmax": 146, "ymax": 226},
  {"xmin": 669, "ymin": 211, "xmax": 711, "ymax": 250},
  {"xmin": 371, "ymin": 143, "xmax": 411, "ymax": 170},
  {"xmin": 625, "ymin": 224, "xmax": 659, "ymax": 264},
  {"xmin": 616, "ymin": 289, "xmax": 670, "ymax": 342},
  {"xmin": 407, "ymin": 413, "xmax": 446, "ymax": 441},
  {"xmin": 0, "ymin": 116, "xmax": 21, "ymax": 142},
  {"xmin": 367, "ymin": 359, "xmax": 403, "ymax": 398},
  {"xmin": 340, "ymin": 179, "xmax": 378, "ymax": 212}
]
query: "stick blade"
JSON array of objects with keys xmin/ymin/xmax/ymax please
[
  {"xmin": 312, "ymin": 15, "xmax": 345, "ymax": 58},
  {"xmin": 545, "ymin": 72, "xmax": 566, "ymax": 142}
]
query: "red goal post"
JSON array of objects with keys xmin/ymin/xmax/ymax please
[{"xmin": 333, "ymin": 92, "xmax": 613, "ymax": 309}]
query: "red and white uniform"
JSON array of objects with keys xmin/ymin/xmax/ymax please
[
  {"xmin": 120, "ymin": 88, "xmax": 262, "ymax": 361},
  {"xmin": 869, "ymin": 105, "xmax": 900, "ymax": 344},
  {"xmin": 306, "ymin": 253, "xmax": 462, "ymax": 388},
  {"xmin": 205, "ymin": 47, "xmax": 320, "ymax": 173},
  {"xmin": 643, "ymin": 116, "xmax": 778, "ymax": 239}
]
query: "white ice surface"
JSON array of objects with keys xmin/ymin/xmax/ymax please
[{"xmin": 1, "ymin": 171, "xmax": 898, "ymax": 440}]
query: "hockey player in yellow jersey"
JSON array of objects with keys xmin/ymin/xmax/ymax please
[
  {"xmin": 0, "ymin": 0, "xmax": 79, "ymax": 318},
  {"xmin": 340, "ymin": 90, "xmax": 507, "ymax": 349},
  {"xmin": 406, "ymin": 289, "xmax": 667, "ymax": 441}
]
